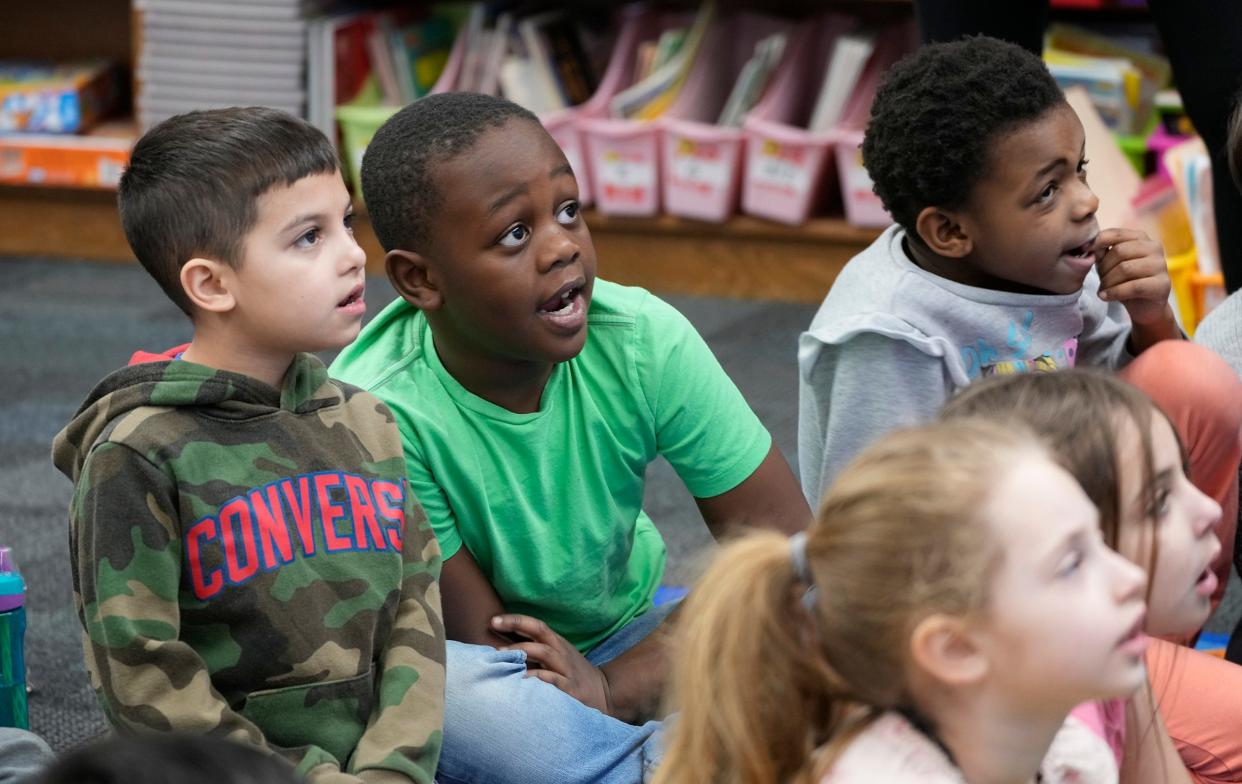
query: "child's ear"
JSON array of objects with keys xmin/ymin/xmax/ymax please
[
  {"xmin": 180, "ymin": 258, "xmax": 236, "ymax": 313},
  {"xmin": 909, "ymin": 614, "xmax": 989, "ymax": 687},
  {"xmin": 914, "ymin": 207, "xmax": 972, "ymax": 258},
  {"xmin": 386, "ymin": 250, "xmax": 443, "ymax": 311}
]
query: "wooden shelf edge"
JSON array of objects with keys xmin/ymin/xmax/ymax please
[{"xmin": 0, "ymin": 185, "xmax": 875, "ymax": 303}]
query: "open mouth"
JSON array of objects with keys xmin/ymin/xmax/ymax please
[
  {"xmin": 1195, "ymin": 566, "xmax": 1219, "ymax": 598},
  {"xmin": 1062, "ymin": 236, "xmax": 1097, "ymax": 262},
  {"xmin": 1116, "ymin": 612, "xmax": 1148, "ymax": 655},
  {"xmin": 538, "ymin": 280, "xmax": 585, "ymax": 316},
  {"xmin": 337, "ymin": 284, "xmax": 364, "ymax": 308}
]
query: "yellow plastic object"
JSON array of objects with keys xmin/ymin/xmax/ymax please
[
  {"xmin": 334, "ymin": 104, "xmax": 400, "ymax": 195},
  {"xmin": 1167, "ymin": 248, "xmax": 1198, "ymax": 335},
  {"xmin": 1193, "ymin": 271, "xmax": 1226, "ymax": 329}
]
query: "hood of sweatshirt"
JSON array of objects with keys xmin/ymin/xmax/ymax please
[{"xmin": 52, "ymin": 352, "xmax": 338, "ymax": 484}]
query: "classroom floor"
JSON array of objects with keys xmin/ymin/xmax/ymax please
[{"xmin": 3, "ymin": 256, "xmax": 1240, "ymax": 751}]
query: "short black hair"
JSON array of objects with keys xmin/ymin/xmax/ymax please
[
  {"xmin": 34, "ymin": 733, "xmax": 301, "ymax": 784},
  {"xmin": 862, "ymin": 36, "xmax": 1067, "ymax": 235},
  {"xmin": 361, "ymin": 92, "xmax": 541, "ymax": 253},
  {"xmin": 118, "ymin": 107, "xmax": 340, "ymax": 315}
]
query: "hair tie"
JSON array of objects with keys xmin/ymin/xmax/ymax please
[{"xmin": 789, "ymin": 531, "xmax": 819, "ymax": 612}]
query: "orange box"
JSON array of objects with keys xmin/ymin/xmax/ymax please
[{"xmin": 0, "ymin": 121, "xmax": 132, "ymax": 189}]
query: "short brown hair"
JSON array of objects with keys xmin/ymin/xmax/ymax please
[
  {"xmin": 118, "ymin": 107, "xmax": 340, "ymax": 315},
  {"xmin": 940, "ymin": 369, "xmax": 1170, "ymax": 555}
]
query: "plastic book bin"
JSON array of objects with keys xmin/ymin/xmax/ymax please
[
  {"xmin": 577, "ymin": 8, "xmax": 690, "ymax": 217},
  {"xmin": 658, "ymin": 13, "xmax": 791, "ymax": 222},
  {"xmin": 828, "ymin": 24, "xmax": 916, "ymax": 228},
  {"xmin": 335, "ymin": 17, "xmax": 467, "ymax": 196},
  {"xmin": 740, "ymin": 14, "xmax": 857, "ymax": 226}
]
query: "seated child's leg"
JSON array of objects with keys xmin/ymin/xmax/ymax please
[
  {"xmin": 1146, "ymin": 638, "xmax": 1242, "ymax": 784},
  {"xmin": 439, "ymin": 641, "xmax": 663, "ymax": 784},
  {"xmin": 0, "ymin": 727, "xmax": 53, "ymax": 782},
  {"xmin": 1119, "ymin": 341, "xmax": 1242, "ymax": 609}
]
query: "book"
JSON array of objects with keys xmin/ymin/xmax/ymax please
[
  {"xmin": 717, "ymin": 32, "xmax": 786, "ymax": 128},
  {"xmin": 609, "ymin": 3, "xmax": 714, "ymax": 120},
  {"xmin": 143, "ymin": 10, "xmax": 307, "ymax": 35},
  {"xmin": 807, "ymin": 31, "xmax": 875, "ymax": 133},
  {"xmin": 454, "ymin": 3, "xmax": 488, "ymax": 93},
  {"xmin": 135, "ymin": 0, "xmax": 309, "ymax": 20},
  {"xmin": 139, "ymin": 55, "xmax": 304, "ymax": 82},
  {"xmin": 365, "ymin": 14, "xmax": 404, "ymax": 104},
  {"xmin": 143, "ymin": 41, "xmax": 304, "ymax": 64},
  {"xmin": 477, "ymin": 12, "xmax": 513, "ymax": 97},
  {"xmin": 542, "ymin": 14, "xmax": 598, "ymax": 106},
  {"xmin": 517, "ymin": 11, "xmax": 571, "ymax": 110},
  {"xmin": 499, "ymin": 55, "xmax": 560, "ymax": 114},
  {"xmin": 393, "ymin": 13, "xmax": 456, "ymax": 101},
  {"xmin": 142, "ymin": 24, "xmax": 305, "ymax": 49}
]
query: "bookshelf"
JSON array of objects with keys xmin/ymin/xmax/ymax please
[
  {"xmin": 0, "ymin": 0, "xmax": 891, "ymax": 302},
  {"xmin": 0, "ymin": 0, "xmax": 1144, "ymax": 303}
]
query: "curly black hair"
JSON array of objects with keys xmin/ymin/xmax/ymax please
[
  {"xmin": 361, "ymin": 92, "xmax": 541, "ymax": 253},
  {"xmin": 861, "ymin": 36, "xmax": 1067, "ymax": 236}
]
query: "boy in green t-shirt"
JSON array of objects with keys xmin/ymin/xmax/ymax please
[{"xmin": 331, "ymin": 93, "xmax": 811, "ymax": 783}]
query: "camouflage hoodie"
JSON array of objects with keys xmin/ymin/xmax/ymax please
[{"xmin": 52, "ymin": 353, "xmax": 444, "ymax": 784}]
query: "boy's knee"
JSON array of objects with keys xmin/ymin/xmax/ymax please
[
  {"xmin": 446, "ymin": 640, "xmax": 527, "ymax": 692},
  {"xmin": 1122, "ymin": 341, "xmax": 1242, "ymax": 436}
]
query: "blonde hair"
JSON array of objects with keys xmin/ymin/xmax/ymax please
[{"xmin": 655, "ymin": 420, "xmax": 1049, "ymax": 784}]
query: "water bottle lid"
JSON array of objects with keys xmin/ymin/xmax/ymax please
[{"xmin": 0, "ymin": 547, "xmax": 26, "ymax": 610}]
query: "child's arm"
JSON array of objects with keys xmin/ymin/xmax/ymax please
[
  {"xmin": 694, "ymin": 443, "xmax": 809, "ymax": 537},
  {"xmin": 799, "ymin": 332, "xmax": 952, "ymax": 506},
  {"xmin": 71, "ymin": 442, "xmax": 367, "ymax": 783},
  {"xmin": 441, "ymin": 548, "xmax": 517, "ymax": 649},
  {"xmin": 1094, "ymin": 227, "xmax": 1183, "ymax": 353},
  {"xmin": 347, "ymin": 487, "xmax": 446, "ymax": 784}
]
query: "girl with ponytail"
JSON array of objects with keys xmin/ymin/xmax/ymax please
[{"xmin": 656, "ymin": 419, "xmax": 1149, "ymax": 784}]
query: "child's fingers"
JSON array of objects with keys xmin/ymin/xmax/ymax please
[
  {"xmin": 1097, "ymin": 255, "xmax": 1164, "ymax": 291},
  {"xmin": 491, "ymin": 613, "xmax": 555, "ymax": 644},
  {"xmin": 526, "ymin": 668, "xmax": 567, "ymax": 690},
  {"xmin": 501, "ymin": 641, "xmax": 560, "ymax": 671},
  {"xmin": 1093, "ymin": 227, "xmax": 1147, "ymax": 255},
  {"xmin": 1099, "ymin": 277, "xmax": 1166, "ymax": 303}
]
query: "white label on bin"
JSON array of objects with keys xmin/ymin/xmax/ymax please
[
  {"xmin": 598, "ymin": 150, "xmax": 655, "ymax": 205},
  {"xmin": 751, "ymin": 143, "xmax": 812, "ymax": 200},
  {"xmin": 670, "ymin": 140, "xmax": 729, "ymax": 191}
]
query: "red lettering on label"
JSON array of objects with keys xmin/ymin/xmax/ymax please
[
  {"xmin": 280, "ymin": 476, "xmax": 316, "ymax": 556},
  {"xmin": 250, "ymin": 485, "xmax": 293, "ymax": 568},
  {"xmin": 373, "ymin": 480, "xmax": 405, "ymax": 551},
  {"xmin": 314, "ymin": 473, "xmax": 352, "ymax": 553},
  {"xmin": 345, "ymin": 475, "xmax": 386, "ymax": 551},
  {"xmin": 186, "ymin": 517, "xmax": 223, "ymax": 600},
  {"xmin": 219, "ymin": 498, "xmax": 259, "ymax": 584}
]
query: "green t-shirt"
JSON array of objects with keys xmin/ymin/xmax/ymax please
[{"xmin": 330, "ymin": 279, "xmax": 771, "ymax": 652}]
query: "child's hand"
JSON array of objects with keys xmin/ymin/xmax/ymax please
[
  {"xmin": 492, "ymin": 614, "xmax": 614, "ymax": 715},
  {"xmin": 1094, "ymin": 228, "xmax": 1173, "ymax": 327}
]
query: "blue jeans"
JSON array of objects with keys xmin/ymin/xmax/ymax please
[{"xmin": 436, "ymin": 602, "xmax": 676, "ymax": 784}]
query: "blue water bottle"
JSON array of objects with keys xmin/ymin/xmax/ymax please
[{"xmin": 0, "ymin": 547, "xmax": 28, "ymax": 729}]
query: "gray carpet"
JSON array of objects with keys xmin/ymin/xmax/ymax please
[{"xmin": 2, "ymin": 257, "xmax": 1240, "ymax": 752}]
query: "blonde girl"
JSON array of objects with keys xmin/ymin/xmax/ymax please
[
  {"xmin": 943, "ymin": 370, "xmax": 1238, "ymax": 784},
  {"xmin": 655, "ymin": 419, "xmax": 1148, "ymax": 784}
]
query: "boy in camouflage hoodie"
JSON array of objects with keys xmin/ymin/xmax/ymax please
[{"xmin": 51, "ymin": 108, "xmax": 445, "ymax": 784}]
